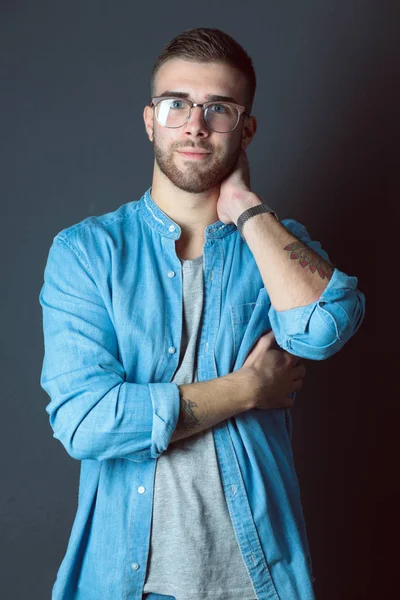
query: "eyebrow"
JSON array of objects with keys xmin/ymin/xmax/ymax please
[{"xmin": 156, "ymin": 90, "xmax": 241, "ymax": 104}]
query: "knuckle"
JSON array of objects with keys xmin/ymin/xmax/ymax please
[{"xmin": 293, "ymin": 379, "xmax": 302, "ymax": 390}]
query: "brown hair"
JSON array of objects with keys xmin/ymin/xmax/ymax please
[{"xmin": 151, "ymin": 28, "xmax": 256, "ymax": 113}]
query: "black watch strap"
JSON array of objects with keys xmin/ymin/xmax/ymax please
[{"xmin": 237, "ymin": 204, "xmax": 279, "ymax": 242}]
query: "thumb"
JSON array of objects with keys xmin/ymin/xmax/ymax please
[
  {"xmin": 244, "ymin": 329, "xmax": 276, "ymax": 363},
  {"xmin": 259, "ymin": 329, "xmax": 276, "ymax": 349}
]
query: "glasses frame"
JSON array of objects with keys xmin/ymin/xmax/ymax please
[{"xmin": 150, "ymin": 96, "xmax": 249, "ymax": 133}]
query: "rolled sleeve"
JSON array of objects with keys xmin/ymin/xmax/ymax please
[
  {"xmin": 39, "ymin": 235, "xmax": 180, "ymax": 462},
  {"xmin": 267, "ymin": 220, "xmax": 366, "ymax": 360},
  {"xmin": 149, "ymin": 383, "xmax": 181, "ymax": 458}
]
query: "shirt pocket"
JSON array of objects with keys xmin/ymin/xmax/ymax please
[
  {"xmin": 230, "ymin": 300, "xmax": 270, "ymax": 362},
  {"xmin": 230, "ymin": 302, "xmax": 258, "ymax": 355}
]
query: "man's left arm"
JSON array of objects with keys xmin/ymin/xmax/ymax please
[
  {"xmin": 239, "ymin": 199, "xmax": 365, "ymax": 359},
  {"xmin": 217, "ymin": 152, "xmax": 366, "ymax": 360},
  {"xmin": 231, "ymin": 193, "xmax": 333, "ymax": 311}
]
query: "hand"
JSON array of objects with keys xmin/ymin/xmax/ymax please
[
  {"xmin": 216, "ymin": 150, "xmax": 260, "ymax": 225},
  {"xmin": 241, "ymin": 330, "xmax": 306, "ymax": 410}
]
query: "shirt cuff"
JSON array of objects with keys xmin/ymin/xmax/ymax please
[
  {"xmin": 148, "ymin": 382, "xmax": 181, "ymax": 458},
  {"xmin": 268, "ymin": 267, "xmax": 366, "ymax": 360}
]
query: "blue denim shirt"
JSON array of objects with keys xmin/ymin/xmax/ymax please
[{"xmin": 39, "ymin": 187, "xmax": 365, "ymax": 600}]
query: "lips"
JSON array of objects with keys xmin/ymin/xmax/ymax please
[{"xmin": 177, "ymin": 150, "xmax": 210, "ymax": 155}]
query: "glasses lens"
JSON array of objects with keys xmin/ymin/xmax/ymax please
[
  {"xmin": 154, "ymin": 99, "xmax": 240, "ymax": 132},
  {"xmin": 156, "ymin": 98, "xmax": 190, "ymax": 128},
  {"xmin": 205, "ymin": 103, "xmax": 239, "ymax": 132}
]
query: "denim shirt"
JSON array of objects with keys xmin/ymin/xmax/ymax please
[{"xmin": 39, "ymin": 187, "xmax": 365, "ymax": 600}]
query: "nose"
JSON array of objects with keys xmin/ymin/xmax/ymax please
[{"xmin": 184, "ymin": 106, "xmax": 210, "ymax": 137}]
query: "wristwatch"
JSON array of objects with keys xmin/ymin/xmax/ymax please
[{"xmin": 236, "ymin": 203, "xmax": 279, "ymax": 242}]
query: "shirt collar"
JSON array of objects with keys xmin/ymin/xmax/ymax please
[{"xmin": 140, "ymin": 187, "xmax": 237, "ymax": 241}]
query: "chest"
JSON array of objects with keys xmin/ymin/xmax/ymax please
[{"xmin": 108, "ymin": 239, "xmax": 272, "ymax": 380}]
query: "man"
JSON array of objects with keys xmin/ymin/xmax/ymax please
[{"xmin": 39, "ymin": 28, "xmax": 365, "ymax": 600}]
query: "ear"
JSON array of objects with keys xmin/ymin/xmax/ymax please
[
  {"xmin": 240, "ymin": 115, "xmax": 257, "ymax": 151},
  {"xmin": 143, "ymin": 105, "xmax": 154, "ymax": 142}
]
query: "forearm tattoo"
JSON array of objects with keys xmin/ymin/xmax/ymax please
[
  {"xmin": 178, "ymin": 393, "xmax": 201, "ymax": 431},
  {"xmin": 284, "ymin": 242, "xmax": 334, "ymax": 280}
]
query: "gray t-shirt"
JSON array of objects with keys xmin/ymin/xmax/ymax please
[{"xmin": 143, "ymin": 255, "xmax": 257, "ymax": 600}]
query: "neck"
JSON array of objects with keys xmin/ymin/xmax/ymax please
[{"xmin": 150, "ymin": 164, "xmax": 221, "ymax": 242}]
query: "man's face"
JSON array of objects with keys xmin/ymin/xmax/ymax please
[{"xmin": 144, "ymin": 59, "xmax": 254, "ymax": 194}]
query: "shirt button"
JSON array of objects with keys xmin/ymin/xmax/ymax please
[
  {"xmin": 168, "ymin": 225, "xmax": 175, "ymax": 232},
  {"xmin": 138, "ymin": 486, "xmax": 145, "ymax": 494},
  {"xmin": 168, "ymin": 346, "xmax": 176, "ymax": 354},
  {"xmin": 168, "ymin": 271, "xmax": 175, "ymax": 278},
  {"xmin": 131, "ymin": 562, "xmax": 140, "ymax": 570}
]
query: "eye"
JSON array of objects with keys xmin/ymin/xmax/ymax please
[
  {"xmin": 209, "ymin": 103, "xmax": 227, "ymax": 113},
  {"xmin": 170, "ymin": 100, "xmax": 185, "ymax": 110}
]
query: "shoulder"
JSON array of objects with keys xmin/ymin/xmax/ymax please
[
  {"xmin": 49, "ymin": 198, "xmax": 143, "ymax": 272},
  {"xmin": 54, "ymin": 199, "xmax": 141, "ymax": 244}
]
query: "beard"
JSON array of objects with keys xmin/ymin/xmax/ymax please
[{"xmin": 152, "ymin": 134, "xmax": 242, "ymax": 194}]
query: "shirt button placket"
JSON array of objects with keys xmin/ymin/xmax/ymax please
[
  {"xmin": 130, "ymin": 483, "xmax": 148, "ymax": 576},
  {"xmin": 167, "ymin": 267, "xmax": 177, "ymax": 359}
]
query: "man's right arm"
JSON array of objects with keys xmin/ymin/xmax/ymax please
[
  {"xmin": 170, "ymin": 370, "xmax": 255, "ymax": 444},
  {"xmin": 171, "ymin": 331, "xmax": 304, "ymax": 445}
]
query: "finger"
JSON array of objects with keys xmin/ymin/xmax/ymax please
[
  {"xmin": 283, "ymin": 350, "xmax": 300, "ymax": 364},
  {"xmin": 288, "ymin": 353, "xmax": 302, "ymax": 366},
  {"xmin": 293, "ymin": 364, "xmax": 306, "ymax": 378},
  {"xmin": 292, "ymin": 379, "xmax": 303, "ymax": 392},
  {"xmin": 283, "ymin": 396, "xmax": 294, "ymax": 408},
  {"xmin": 263, "ymin": 329, "xmax": 275, "ymax": 340}
]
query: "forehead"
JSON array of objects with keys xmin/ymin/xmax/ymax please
[{"xmin": 154, "ymin": 59, "xmax": 248, "ymax": 104}]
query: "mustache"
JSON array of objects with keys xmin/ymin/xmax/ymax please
[{"xmin": 174, "ymin": 142, "xmax": 214, "ymax": 153}]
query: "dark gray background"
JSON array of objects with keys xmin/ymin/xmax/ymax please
[{"xmin": 1, "ymin": 1, "xmax": 398, "ymax": 598}]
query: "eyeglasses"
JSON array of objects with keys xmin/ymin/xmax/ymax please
[{"xmin": 150, "ymin": 96, "xmax": 248, "ymax": 133}]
